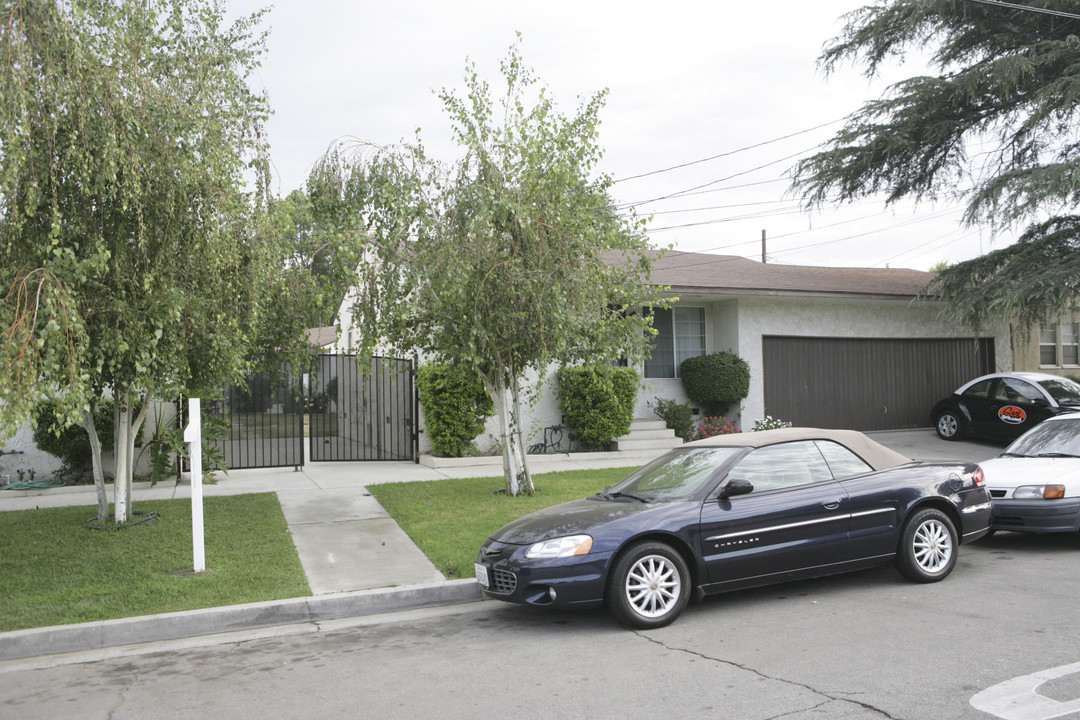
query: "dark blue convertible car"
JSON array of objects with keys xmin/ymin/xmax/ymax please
[{"xmin": 475, "ymin": 427, "xmax": 991, "ymax": 629}]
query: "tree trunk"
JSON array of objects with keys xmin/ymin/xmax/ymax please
[
  {"xmin": 509, "ymin": 375, "xmax": 533, "ymax": 493},
  {"xmin": 113, "ymin": 393, "xmax": 132, "ymax": 523},
  {"xmin": 125, "ymin": 395, "xmax": 150, "ymax": 488},
  {"xmin": 82, "ymin": 407, "xmax": 108, "ymax": 523},
  {"xmin": 485, "ymin": 374, "xmax": 533, "ymax": 496}
]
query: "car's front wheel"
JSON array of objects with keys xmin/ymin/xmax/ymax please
[
  {"xmin": 935, "ymin": 411, "xmax": 962, "ymax": 441},
  {"xmin": 607, "ymin": 541, "xmax": 690, "ymax": 629},
  {"xmin": 896, "ymin": 508, "xmax": 957, "ymax": 582}
]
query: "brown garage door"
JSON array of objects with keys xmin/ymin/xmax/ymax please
[{"xmin": 762, "ymin": 336, "xmax": 995, "ymax": 431}]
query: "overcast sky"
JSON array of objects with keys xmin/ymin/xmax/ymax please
[{"xmin": 225, "ymin": 0, "xmax": 1010, "ymax": 271}]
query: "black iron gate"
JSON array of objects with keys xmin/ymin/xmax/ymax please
[
  {"xmin": 308, "ymin": 354, "xmax": 417, "ymax": 462},
  {"xmin": 208, "ymin": 354, "xmax": 417, "ymax": 469},
  {"xmin": 211, "ymin": 366, "xmax": 306, "ymax": 470}
]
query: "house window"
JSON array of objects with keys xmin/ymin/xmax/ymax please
[
  {"xmin": 1064, "ymin": 323, "xmax": 1079, "ymax": 366},
  {"xmin": 644, "ymin": 307, "xmax": 705, "ymax": 378},
  {"xmin": 1040, "ymin": 323, "xmax": 1058, "ymax": 366}
]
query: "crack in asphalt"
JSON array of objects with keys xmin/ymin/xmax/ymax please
[
  {"xmin": 635, "ymin": 632, "xmax": 902, "ymax": 720},
  {"xmin": 106, "ymin": 670, "xmax": 137, "ymax": 720}
]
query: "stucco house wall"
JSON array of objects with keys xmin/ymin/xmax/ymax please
[{"xmin": 1013, "ymin": 313, "xmax": 1080, "ymax": 379}]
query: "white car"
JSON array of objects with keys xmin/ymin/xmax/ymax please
[{"xmin": 980, "ymin": 413, "xmax": 1080, "ymax": 542}]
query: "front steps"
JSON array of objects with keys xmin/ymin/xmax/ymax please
[{"xmin": 613, "ymin": 419, "xmax": 684, "ymax": 453}]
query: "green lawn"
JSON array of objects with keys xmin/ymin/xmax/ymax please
[
  {"xmin": 368, "ymin": 466, "xmax": 640, "ymax": 581},
  {"xmin": 0, "ymin": 493, "xmax": 310, "ymax": 632},
  {"xmin": 0, "ymin": 466, "xmax": 640, "ymax": 633}
]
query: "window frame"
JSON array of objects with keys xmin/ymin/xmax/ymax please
[
  {"xmin": 643, "ymin": 305, "xmax": 706, "ymax": 379},
  {"xmin": 1063, "ymin": 322, "xmax": 1079, "ymax": 367}
]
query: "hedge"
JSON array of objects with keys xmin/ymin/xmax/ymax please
[
  {"xmin": 416, "ymin": 364, "xmax": 494, "ymax": 457},
  {"xmin": 557, "ymin": 365, "xmax": 639, "ymax": 449}
]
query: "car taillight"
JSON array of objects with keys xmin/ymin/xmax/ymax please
[{"xmin": 972, "ymin": 467, "xmax": 985, "ymax": 487}]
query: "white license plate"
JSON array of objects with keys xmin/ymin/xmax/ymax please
[{"xmin": 474, "ymin": 563, "xmax": 490, "ymax": 588}]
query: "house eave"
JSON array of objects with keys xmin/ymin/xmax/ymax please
[{"xmin": 657, "ymin": 284, "xmax": 936, "ymax": 303}]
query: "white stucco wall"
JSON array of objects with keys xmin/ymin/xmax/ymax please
[
  {"xmin": 733, "ymin": 295, "xmax": 1012, "ymax": 425},
  {"xmin": 1, "ymin": 421, "xmax": 63, "ymax": 483}
]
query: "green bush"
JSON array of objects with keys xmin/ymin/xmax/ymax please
[
  {"xmin": 32, "ymin": 399, "xmax": 115, "ymax": 477},
  {"xmin": 680, "ymin": 352, "xmax": 750, "ymax": 415},
  {"xmin": 557, "ymin": 365, "xmax": 639, "ymax": 449},
  {"xmin": 416, "ymin": 364, "xmax": 495, "ymax": 457},
  {"xmin": 649, "ymin": 397, "xmax": 693, "ymax": 442}
]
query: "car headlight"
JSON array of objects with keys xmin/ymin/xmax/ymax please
[
  {"xmin": 1013, "ymin": 484, "xmax": 1066, "ymax": 499},
  {"xmin": 525, "ymin": 535, "xmax": 594, "ymax": 559}
]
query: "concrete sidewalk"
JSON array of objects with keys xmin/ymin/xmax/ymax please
[{"xmin": 0, "ymin": 430, "xmax": 1003, "ymax": 661}]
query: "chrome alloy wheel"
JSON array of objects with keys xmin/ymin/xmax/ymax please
[
  {"xmin": 937, "ymin": 413, "xmax": 958, "ymax": 438},
  {"xmin": 912, "ymin": 518, "xmax": 954, "ymax": 574},
  {"xmin": 624, "ymin": 554, "xmax": 682, "ymax": 619}
]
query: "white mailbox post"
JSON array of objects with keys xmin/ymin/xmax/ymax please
[{"xmin": 183, "ymin": 397, "xmax": 206, "ymax": 573}]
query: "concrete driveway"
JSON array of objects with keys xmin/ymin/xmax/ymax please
[{"xmin": 868, "ymin": 428, "xmax": 1005, "ymax": 464}]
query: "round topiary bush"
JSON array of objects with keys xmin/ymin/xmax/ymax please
[{"xmin": 679, "ymin": 351, "xmax": 750, "ymax": 415}]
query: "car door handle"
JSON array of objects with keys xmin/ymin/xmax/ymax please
[{"xmin": 822, "ymin": 500, "xmax": 842, "ymax": 510}]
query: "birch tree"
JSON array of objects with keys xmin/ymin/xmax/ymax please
[
  {"xmin": 340, "ymin": 43, "xmax": 666, "ymax": 495},
  {"xmin": 0, "ymin": 0, "xmax": 297, "ymax": 522}
]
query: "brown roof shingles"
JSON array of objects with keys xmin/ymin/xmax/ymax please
[{"xmin": 646, "ymin": 250, "xmax": 934, "ymax": 300}]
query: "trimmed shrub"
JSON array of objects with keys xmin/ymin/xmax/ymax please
[
  {"xmin": 649, "ymin": 397, "xmax": 694, "ymax": 442},
  {"xmin": 691, "ymin": 415, "xmax": 739, "ymax": 440},
  {"xmin": 416, "ymin": 364, "xmax": 495, "ymax": 457},
  {"xmin": 557, "ymin": 365, "xmax": 640, "ymax": 449},
  {"xmin": 32, "ymin": 399, "xmax": 115, "ymax": 477},
  {"xmin": 680, "ymin": 351, "xmax": 750, "ymax": 415}
]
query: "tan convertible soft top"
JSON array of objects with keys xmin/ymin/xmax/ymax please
[{"xmin": 683, "ymin": 427, "xmax": 912, "ymax": 471}]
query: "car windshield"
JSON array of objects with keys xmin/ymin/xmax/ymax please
[
  {"xmin": 1005, "ymin": 418, "xmax": 1080, "ymax": 457},
  {"xmin": 1037, "ymin": 377, "xmax": 1080, "ymax": 405},
  {"xmin": 606, "ymin": 447, "xmax": 743, "ymax": 500}
]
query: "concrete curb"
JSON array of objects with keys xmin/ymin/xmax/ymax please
[{"xmin": 0, "ymin": 579, "xmax": 483, "ymax": 661}]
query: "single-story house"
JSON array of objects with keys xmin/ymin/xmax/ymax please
[
  {"xmin": 335, "ymin": 249, "xmax": 1012, "ymax": 455},
  {"xmin": 634, "ymin": 250, "xmax": 1010, "ymax": 432}
]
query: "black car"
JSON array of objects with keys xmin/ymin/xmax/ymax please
[
  {"xmin": 475, "ymin": 427, "xmax": 991, "ymax": 629},
  {"xmin": 931, "ymin": 372, "xmax": 1080, "ymax": 443}
]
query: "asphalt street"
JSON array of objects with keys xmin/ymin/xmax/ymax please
[{"xmin": 1, "ymin": 529, "xmax": 1077, "ymax": 720}]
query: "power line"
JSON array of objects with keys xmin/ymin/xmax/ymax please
[
  {"xmin": 612, "ymin": 118, "xmax": 843, "ymax": 183},
  {"xmin": 622, "ymin": 145, "xmax": 820, "ymax": 209},
  {"xmin": 648, "ymin": 207, "xmax": 807, "ymax": 233},
  {"xmin": 613, "ymin": 178, "xmax": 787, "ymax": 210},
  {"xmin": 967, "ymin": 0, "xmax": 1080, "ymax": 21}
]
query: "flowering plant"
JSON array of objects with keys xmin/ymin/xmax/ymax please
[
  {"xmin": 690, "ymin": 416, "xmax": 739, "ymax": 440},
  {"xmin": 752, "ymin": 416, "xmax": 792, "ymax": 431}
]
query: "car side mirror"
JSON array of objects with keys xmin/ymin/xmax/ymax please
[{"xmin": 720, "ymin": 478, "xmax": 753, "ymax": 499}]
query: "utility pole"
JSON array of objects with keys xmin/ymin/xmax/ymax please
[{"xmin": 761, "ymin": 229, "xmax": 767, "ymax": 263}]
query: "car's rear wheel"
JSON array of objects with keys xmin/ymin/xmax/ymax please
[
  {"xmin": 935, "ymin": 411, "xmax": 962, "ymax": 440},
  {"xmin": 896, "ymin": 508, "xmax": 957, "ymax": 582},
  {"xmin": 607, "ymin": 541, "xmax": 690, "ymax": 629}
]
